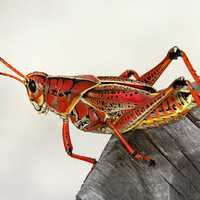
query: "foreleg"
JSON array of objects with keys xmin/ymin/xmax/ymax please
[{"xmin": 62, "ymin": 119, "xmax": 96, "ymax": 165}]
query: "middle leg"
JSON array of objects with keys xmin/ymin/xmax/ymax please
[{"xmin": 62, "ymin": 119, "xmax": 97, "ymax": 165}]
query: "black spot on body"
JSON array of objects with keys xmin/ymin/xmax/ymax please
[
  {"xmin": 73, "ymin": 79, "xmax": 82, "ymax": 85},
  {"xmin": 143, "ymin": 86, "xmax": 157, "ymax": 93},
  {"xmin": 64, "ymin": 91, "xmax": 72, "ymax": 96},
  {"xmin": 59, "ymin": 93, "xmax": 64, "ymax": 97}
]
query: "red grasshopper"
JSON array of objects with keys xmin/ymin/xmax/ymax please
[{"xmin": 1, "ymin": 46, "xmax": 200, "ymax": 166}]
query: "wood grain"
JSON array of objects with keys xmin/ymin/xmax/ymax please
[{"xmin": 77, "ymin": 107, "xmax": 200, "ymax": 200}]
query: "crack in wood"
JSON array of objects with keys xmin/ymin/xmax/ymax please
[
  {"xmin": 161, "ymin": 175, "xmax": 186, "ymax": 200},
  {"xmin": 186, "ymin": 113, "xmax": 200, "ymax": 128},
  {"xmin": 163, "ymin": 127, "xmax": 200, "ymax": 178},
  {"xmin": 179, "ymin": 149, "xmax": 200, "ymax": 176}
]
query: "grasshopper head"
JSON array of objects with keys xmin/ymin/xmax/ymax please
[
  {"xmin": 26, "ymin": 72, "xmax": 48, "ymax": 114},
  {"xmin": 0, "ymin": 58, "xmax": 48, "ymax": 114}
]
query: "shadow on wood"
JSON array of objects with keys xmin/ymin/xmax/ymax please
[{"xmin": 77, "ymin": 108, "xmax": 200, "ymax": 200}]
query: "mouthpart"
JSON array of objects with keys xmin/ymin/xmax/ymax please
[{"xmin": 31, "ymin": 101, "xmax": 49, "ymax": 114}]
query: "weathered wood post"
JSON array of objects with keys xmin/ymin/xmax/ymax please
[{"xmin": 77, "ymin": 107, "xmax": 200, "ymax": 200}]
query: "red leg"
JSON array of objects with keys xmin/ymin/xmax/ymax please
[
  {"xmin": 180, "ymin": 50, "xmax": 200, "ymax": 87},
  {"xmin": 138, "ymin": 46, "xmax": 200, "ymax": 87},
  {"xmin": 107, "ymin": 120, "xmax": 155, "ymax": 166},
  {"xmin": 138, "ymin": 47, "xmax": 177, "ymax": 85},
  {"xmin": 62, "ymin": 119, "xmax": 96, "ymax": 165},
  {"xmin": 119, "ymin": 69, "xmax": 140, "ymax": 80}
]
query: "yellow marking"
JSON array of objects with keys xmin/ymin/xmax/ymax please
[
  {"xmin": 136, "ymin": 93, "xmax": 194, "ymax": 129},
  {"xmin": 38, "ymin": 95, "xmax": 44, "ymax": 106}
]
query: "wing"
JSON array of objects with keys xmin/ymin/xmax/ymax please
[{"xmin": 82, "ymin": 78, "xmax": 156, "ymax": 120}]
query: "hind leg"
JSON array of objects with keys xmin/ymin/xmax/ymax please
[{"xmin": 120, "ymin": 47, "xmax": 200, "ymax": 87}]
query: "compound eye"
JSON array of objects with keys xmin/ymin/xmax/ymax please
[{"xmin": 28, "ymin": 80, "xmax": 36, "ymax": 93}]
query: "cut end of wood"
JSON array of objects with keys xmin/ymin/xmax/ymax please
[{"xmin": 77, "ymin": 108, "xmax": 200, "ymax": 200}]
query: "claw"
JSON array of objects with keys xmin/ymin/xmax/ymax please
[
  {"xmin": 148, "ymin": 159, "xmax": 156, "ymax": 167},
  {"xmin": 131, "ymin": 151, "xmax": 156, "ymax": 167}
]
